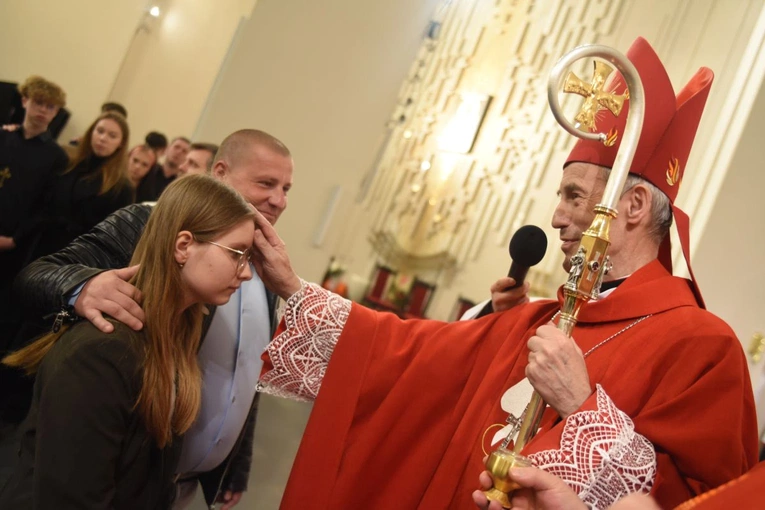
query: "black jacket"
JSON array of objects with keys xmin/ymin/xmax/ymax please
[
  {"xmin": 15, "ymin": 203, "xmax": 279, "ymax": 507},
  {"xmin": 0, "ymin": 322, "xmax": 181, "ymax": 509},
  {"xmin": 29, "ymin": 156, "xmax": 135, "ymax": 261}
]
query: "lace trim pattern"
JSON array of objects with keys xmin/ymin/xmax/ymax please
[
  {"xmin": 528, "ymin": 385, "xmax": 656, "ymax": 510},
  {"xmin": 257, "ymin": 280, "xmax": 351, "ymax": 402}
]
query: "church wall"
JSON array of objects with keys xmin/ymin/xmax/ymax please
[
  {"xmin": 694, "ymin": 77, "xmax": 765, "ymax": 376},
  {"xmin": 0, "ymin": 0, "xmax": 146, "ymax": 142},
  {"xmin": 107, "ymin": 0, "xmax": 257, "ymax": 145}
]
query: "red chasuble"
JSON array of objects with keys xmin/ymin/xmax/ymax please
[
  {"xmin": 269, "ymin": 260, "xmax": 757, "ymax": 509},
  {"xmin": 673, "ymin": 461, "xmax": 765, "ymax": 510}
]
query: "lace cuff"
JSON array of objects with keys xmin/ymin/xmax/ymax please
[
  {"xmin": 257, "ymin": 280, "xmax": 352, "ymax": 402},
  {"xmin": 528, "ymin": 385, "xmax": 656, "ymax": 510}
]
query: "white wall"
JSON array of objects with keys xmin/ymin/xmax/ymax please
[
  {"xmin": 694, "ymin": 80, "xmax": 765, "ymax": 349},
  {"xmin": 108, "ymin": 0, "xmax": 257, "ymax": 144},
  {"xmin": 0, "ymin": 0, "xmax": 145, "ymax": 142}
]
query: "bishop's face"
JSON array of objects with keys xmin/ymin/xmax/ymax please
[{"xmin": 551, "ymin": 162, "xmax": 608, "ymax": 272}]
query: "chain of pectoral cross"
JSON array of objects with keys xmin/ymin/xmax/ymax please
[{"xmin": 495, "ymin": 312, "xmax": 653, "ymax": 450}]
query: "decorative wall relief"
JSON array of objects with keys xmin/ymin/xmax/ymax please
[{"xmin": 359, "ymin": 0, "xmax": 625, "ymax": 287}]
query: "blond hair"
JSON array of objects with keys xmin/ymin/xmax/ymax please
[{"xmin": 18, "ymin": 75, "xmax": 66, "ymax": 107}]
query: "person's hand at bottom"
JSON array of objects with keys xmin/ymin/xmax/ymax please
[
  {"xmin": 472, "ymin": 466, "xmax": 587, "ymax": 510},
  {"xmin": 218, "ymin": 490, "xmax": 243, "ymax": 510}
]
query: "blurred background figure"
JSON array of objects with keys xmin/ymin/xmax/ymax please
[
  {"xmin": 101, "ymin": 101, "xmax": 127, "ymax": 118},
  {"xmin": 126, "ymin": 144, "xmax": 157, "ymax": 193},
  {"xmin": 177, "ymin": 142, "xmax": 218, "ymax": 177},
  {"xmin": 136, "ymin": 135, "xmax": 190, "ymax": 202},
  {"xmin": 145, "ymin": 130, "xmax": 168, "ymax": 161},
  {"xmin": 68, "ymin": 102, "xmax": 127, "ymax": 147},
  {"xmin": 0, "ymin": 77, "xmax": 69, "ymax": 140},
  {"xmin": 0, "ymin": 75, "xmax": 68, "ymax": 369}
]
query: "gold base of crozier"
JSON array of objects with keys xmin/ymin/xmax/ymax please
[
  {"xmin": 483, "ymin": 447, "xmax": 532, "ymax": 509},
  {"xmin": 483, "ymin": 487, "xmax": 512, "ymax": 508}
]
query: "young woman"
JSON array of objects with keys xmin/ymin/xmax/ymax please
[
  {"xmin": 30, "ymin": 111, "xmax": 134, "ymax": 259},
  {"xmin": 0, "ymin": 174, "xmax": 256, "ymax": 509}
]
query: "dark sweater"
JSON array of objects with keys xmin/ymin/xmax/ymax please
[
  {"xmin": 30, "ymin": 156, "xmax": 134, "ymax": 260},
  {"xmin": 0, "ymin": 127, "xmax": 68, "ymax": 241},
  {"xmin": 0, "ymin": 322, "xmax": 181, "ymax": 509}
]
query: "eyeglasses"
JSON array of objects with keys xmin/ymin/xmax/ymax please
[{"xmin": 195, "ymin": 237, "xmax": 251, "ymax": 275}]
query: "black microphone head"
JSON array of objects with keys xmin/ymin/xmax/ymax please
[{"xmin": 508, "ymin": 225, "xmax": 547, "ymax": 267}]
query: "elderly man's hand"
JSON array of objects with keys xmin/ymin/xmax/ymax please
[
  {"xmin": 526, "ymin": 324, "xmax": 592, "ymax": 418},
  {"xmin": 250, "ymin": 209, "xmax": 301, "ymax": 300},
  {"xmin": 472, "ymin": 466, "xmax": 587, "ymax": 510},
  {"xmin": 490, "ymin": 277, "xmax": 530, "ymax": 312}
]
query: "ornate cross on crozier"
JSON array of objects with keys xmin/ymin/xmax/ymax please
[{"xmin": 563, "ymin": 60, "xmax": 628, "ymax": 132}]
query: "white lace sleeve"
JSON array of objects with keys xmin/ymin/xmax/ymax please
[
  {"xmin": 528, "ymin": 385, "xmax": 657, "ymax": 510},
  {"xmin": 257, "ymin": 280, "xmax": 351, "ymax": 402}
]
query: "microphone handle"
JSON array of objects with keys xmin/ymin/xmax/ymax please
[{"xmin": 506, "ymin": 261, "xmax": 528, "ymax": 290}]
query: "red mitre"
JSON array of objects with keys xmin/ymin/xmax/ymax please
[{"xmin": 565, "ymin": 37, "xmax": 713, "ymax": 308}]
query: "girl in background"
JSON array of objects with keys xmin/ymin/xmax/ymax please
[{"xmin": 31, "ymin": 110, "xmax": 133, "ymax": 259}]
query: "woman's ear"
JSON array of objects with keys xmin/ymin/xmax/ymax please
[{"xmin": 175, "ymin": 231, "xmax": 193, "ymax": 266}]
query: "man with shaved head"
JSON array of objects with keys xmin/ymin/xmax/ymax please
[
  {"xmin": 14, "ymin": 129, "xmax": 294, "ymax": 509},
  {"xmin": 210, "ymin": 130, "xmax": 292, "ymax": 224}
]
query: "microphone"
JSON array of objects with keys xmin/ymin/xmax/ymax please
[
  {"xmin": 506, "ymin": 224, "xmax": 548, "ymax": 289},
  {"xmin": 474, "ymin": 225, "xmax": 547, "ymax": 318}
]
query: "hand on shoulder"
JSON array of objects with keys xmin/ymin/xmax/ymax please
[{"xmin": 75, "ymin": 265, "xmax": 145, "ymax": 333}]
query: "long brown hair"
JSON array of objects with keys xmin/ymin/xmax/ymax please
[
  {"xmin": 4, "ymin": 174, "xmax": 255, "ymax": 447},
  {"xmin": 65, "ymin": 111, "xmax": 130, "ymax": 195}
]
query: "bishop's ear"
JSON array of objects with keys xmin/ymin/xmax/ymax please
[
  {"xmin": 175, "ymin": 230, "xmax": 194, "ymax": 267},
  {"xmin": 623, "ymin": 183, "xmax": 653, "ymax": 226}
]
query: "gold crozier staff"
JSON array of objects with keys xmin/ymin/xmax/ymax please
[{"xmin": 483, "ymin": 43, "xmax": 646, "ymax": 508}]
